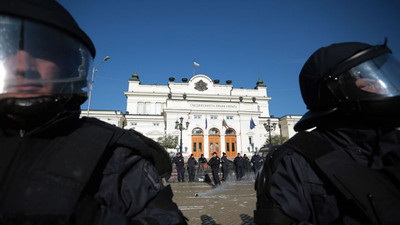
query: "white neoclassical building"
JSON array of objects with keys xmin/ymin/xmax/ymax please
[
  {"xmin": 97, "ymin": 72, "xmax": 298, "ymax": 158},
  {"xmin": 82, "ymin": 72, "xmax": 301, "ymax": 158}
]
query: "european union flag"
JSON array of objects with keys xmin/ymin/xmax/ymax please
[{"xmin": 250, "ymin": 118, "xmax": 256, "ymax": 129}]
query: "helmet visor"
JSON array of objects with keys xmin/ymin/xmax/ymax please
[
  {"xmin": 0, "ymin": 15, "xmax": 93, "ymax": 98},
  {"xmin": 330, "ymin": 53, "xmax": 400, "ymax": 101}
]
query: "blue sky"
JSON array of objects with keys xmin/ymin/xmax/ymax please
[{"xmin": 58, "ymin": 0, "xmax": 400, "ymax": 117}]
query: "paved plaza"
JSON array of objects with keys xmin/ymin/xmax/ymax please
[{"xmin": 168, "ymin": 180, "xmax": 256, "ymax": 225}]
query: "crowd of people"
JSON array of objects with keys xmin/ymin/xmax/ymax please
[{"xmin": 171, "ymin": 152, "xmax": 263, "ymax": 184}]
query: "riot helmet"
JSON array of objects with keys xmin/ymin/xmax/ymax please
[
  {"xmin": 295, "ymin": 41, "xmax": 400, "ymax": 131},
  {"xmin": 0, "ymin": 0, "xmax": 95, "ymax": 122}
]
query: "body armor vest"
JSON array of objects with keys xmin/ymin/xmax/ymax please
[
  {"xmin": 255, "ymin": 131, "xmax": 400, "ymax": 225},
  {"xmin": 0, "ymin": 118, "xmax": 153, "ymax": 224}
]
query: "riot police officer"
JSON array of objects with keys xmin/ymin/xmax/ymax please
[
  {"xmin": 173, "ymin": 152, "xmax": 185, "ymax": 182},
  {"xmin": 255, "ymin": 41, "xmax": 400, "ymax": 225},
  {"xmin": 207, "ymin": 152, "xmax": 221, "ymax": 186},
  {"xmin": 250, "ymin": 152, "xmax": 262, "ymax": 174},
  {"xmin": 187, "ymin": 154, "xmax": 197, "ymax": 182},
  {"xmin": 234, "ymin": 153, "xmax": 245, "ymax": 180},
  {"xmin": 0, "ymin": 0, "xmax": 186, "ymax": 224},
  {"xmin": 221, "ymin": 152, "xmax": 228, "ymax": 181}
]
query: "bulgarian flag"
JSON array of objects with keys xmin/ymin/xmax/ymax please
[
  {"xmin": 222, "ymin": 119, "xmax": 230, "ymax": 129},
  {"xmin": 193, "ymin": 61, "xmax": 200, "ymax": 68}
]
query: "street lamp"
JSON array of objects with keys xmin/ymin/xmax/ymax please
[
  {"xmin": 264, "ymin": 118, "xmax": 277, "ymax": 147},
  {"xmin": 175, "ymin": 117, "xmax": 190, "ymax": 154},
  {"xmin": 87, "ymin": 56, "xmax": 110, "ymax": 116}
]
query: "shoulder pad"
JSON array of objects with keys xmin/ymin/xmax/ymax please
[
  {"xmin": 127, "ymin": 129, "xmax": 172, "ymax": 179},
  {"xmin": 81, "ymin": 118, "xmax": 172, "ymax": 179}
]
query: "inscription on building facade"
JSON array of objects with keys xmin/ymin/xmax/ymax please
[{"xmin": 190, "ymin": 103, "xmax": 238, "ymax": 109}]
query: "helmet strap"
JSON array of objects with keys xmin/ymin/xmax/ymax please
[{"xmin": 0, "ymin": 96, "xmax": 71, "ymax": 129}]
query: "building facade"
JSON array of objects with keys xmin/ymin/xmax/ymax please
[
  {"xmin": 120, "ymin": 73, "xmax": 301, "ymax": 158},
  {"xmin": 81, "ymin": 73, "xmax": 301, "ymax": 158}
]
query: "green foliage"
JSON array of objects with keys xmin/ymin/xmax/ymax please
[
  {"xmin": 266, "ymin": 134, "xmax": 289, "ymax": 146},
  {"xmin": 157, "ymin": 134, "xmax": 178, "ymax": 149}
]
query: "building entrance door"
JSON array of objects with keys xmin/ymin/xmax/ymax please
[
  {"xmin": 208, "ymin": 128, "xmax": 221, "ymax": 158},
  {"xmin": 225, "ymin": 129, "xmax": 237, "ymax": 158},
  {"xmin": 191, "ymin": 128, "xmax": 204, "ymax": 158}
]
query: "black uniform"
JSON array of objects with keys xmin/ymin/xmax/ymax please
[
  {"xmin": 243, "ymin": 155, "xmax": 251, "ymax": 178},
  {"xmin": 207, "ymin": 156, "xmax": 221, "ymax": 186},
  {"xmin": 233, "ymin": 156, "xmax": 244, "ymax": 180},
  {"xmin": 255, "ymin": 127, "xmax": 400, "ymax": 225},
  {"xmin": 0, "ymin": 111, "xmax": 187, "ymax": 224},
  {"xmin": 198, "ymin": 156, "xmax": 207, "ymax": 175},
  {"xmin": 173, "ymin": 155, "xmax": 185, "ymax": 182},
  {"xmin": 250, "ymin": 154, "xmax": 262, "ymax": 174},
  {"xmin": 255, "ymin": 41, "xmax": 400, "ymax": 225},
  {"xmin": 0, "ymin": 0, "xmax": 187, "ymax": 224},
  {"xmin": 187, "ymin": 156, "xmax": 197, "ymax": 182},
  {"xmin": 221, "ymin": 154, "xmax": 229, "ymax": 181}
]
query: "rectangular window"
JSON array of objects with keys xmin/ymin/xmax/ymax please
[
  {"xmin": 137, "ymin": 102, "xmax": 144, "ymax": 114},
  {"xmin": 155, "ymin": 103, "xmax": 162, "ymax": 115},
  {"xmin": 145, "ymin": 102, "xmax": 151, "ymax": 114},
  {"xmin": 226, "ymin": 116, "xmax": 233, "ymax": 120},
  {"xmin": 226, "ymin": 143, "xmax": 230, "ymax": 152},
  {"xmin": 131, "ymin": 122, "xmax": 137, "ymax": 126},
  {"xmin": 232, "ymin": 143, "xmax": 235, "ymax": 152},
  {"xmin": 193, "ymin": 143, "xmax": 197, "ymax": 152},
  {"xmin": 210, "ymin": 115, "xmax": 218, "ymax": 120},
  {"xmin": 216, "ymin": 143, "xmax": 219, "ymax": 153},
  {"xmin": 199, "ymin": 143, "xmax": 202, "ymax": 152},
  {"xmin": 153, "ymin": 123, "xmax": 159, "ymax": 126},
  {"xmin": 194, "ymin": 115, "xmax": 202, "ymax": 119}
]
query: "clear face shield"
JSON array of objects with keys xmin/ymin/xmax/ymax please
[
  {"xmin": 0, "ymin": 15, "xmax": 93, "ymax": 100},
  {"xmin": 326, "ymin": 53, "xmax": 400, "ymax": 102}
]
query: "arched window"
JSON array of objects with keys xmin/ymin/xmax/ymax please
[
  {"xmin": 225, "ymin": 128, "xmax": 236, "ymax": 135},
  {"xmin": 192, "ymin": 128, "xmax": 203, "ymax": 134},
  {"xmin": 209, "ymin": 128, "xmax": 220, "ymax": 135}
]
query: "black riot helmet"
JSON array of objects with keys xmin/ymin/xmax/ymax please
[
  {"xmin": 295, "ymin": 41, "xmax": 400, "ymax": 131},
  {"xmin": 0, "ymin": 0, "xmax": 95, "ymax": 124}
]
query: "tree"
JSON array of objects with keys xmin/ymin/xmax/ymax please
[
  {"xmin": 266, "ymin": 134, "xmax": 289, "ymax": 146},
  {"xmin": 157, "ymin": 134, "xmax": 178, "ymax": 149}
]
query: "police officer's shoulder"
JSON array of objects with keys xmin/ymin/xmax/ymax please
[
  {"xmin": 81, "ymin": 117, "xmax": 149, "ymax": 152},
  {"xmin": 263, "ymin": 142, "xmax": 296, "ymax": 173},
  {"xmin": 81, "ymin": 117, "xmax": 172, "ymax": 178}
]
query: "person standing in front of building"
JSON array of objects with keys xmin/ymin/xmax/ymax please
[
  {"xmin": 251, "ymin": 152, "xmax": 262, "ymax": 175},
  {"xmin": 198, "ymin": 154, "xmax": 208, "ymax": 175},
  {"xmin": 254, "ymin": 41, "xmax": 400, "ymax": 224},
  {"xmin": 173, "ymin": 152, "xmax": 185, "ymax": 182},
  {"xmin": 207, "ymin": 152, "xmax": 221, "ymax": 186},
  {"xmin": 243, "ymin": 154, "xmax": 251, "ymax": 179},
  {"xmin": 221, "ymin": 152, "xmax": 229, "ymax": 181},
  {"xmin": 187, "ymin": 154, "xmax": 197, "ymax": 182},
  {"xmin": 234, "ymin": 153, "xmax": 244, "ymax": 180},
  {"xmin": 0, "ymin": 0, "xmax": 187, "ymax": 224}
]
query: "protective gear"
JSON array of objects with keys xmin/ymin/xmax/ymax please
[
  {"xmin": 0, "ymin": 0, "xmax": 95, "ymax": 120},
  {"xmin": 0, "ymin": 113, "xmax": 186, "ymax": 225},
  {"xmin": 255, "ymin": 130, "xmax": 400, "ymax": 225},
  {"xmin": 295, "ymin": 41, "xmax": 400, "ymax": 131}
]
